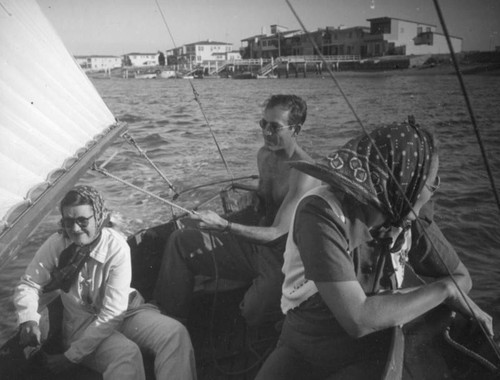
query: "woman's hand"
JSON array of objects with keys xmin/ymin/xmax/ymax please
[
  {"xmin": 446, "ymin": 285, "xmax": 494, "ymax": 336},
  {"xmin": 46, "ymin": 353, "xmax": 77, "ymax": 374},
  {"xmin": 19, "ymin": 320, "xmax": 41, "ymax": 347},
  {"xmin": 183, "ymin": 210, "xmax": 230, "ymax": 232}
]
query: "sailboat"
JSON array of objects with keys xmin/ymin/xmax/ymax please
[{"xmin": 1, "ymin": 0, "xmax": 499, "ymax": 379}]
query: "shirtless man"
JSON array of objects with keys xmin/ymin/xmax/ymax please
[{"xmin": 153, "ymin": 95, "xmax": 320, "ymax": 326}]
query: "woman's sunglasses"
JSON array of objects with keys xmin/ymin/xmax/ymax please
[{"xmin": 61, "ymin": 215, "xmax": 94, "ymax": 228}]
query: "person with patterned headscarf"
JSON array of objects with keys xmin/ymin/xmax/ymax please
[
  {"xmin": 256, "ymin": 122, "xmax": 493, "ymax": 380},
  {"xmin": 14, "ymin": 185, "xmax": 197, "ymax": 380}
]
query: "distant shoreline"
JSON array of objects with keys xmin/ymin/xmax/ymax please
[
  {"xmin": 328, "ymin": 63, "xmax": 500, "ymax": 76},
  {"xmin": 86, "ymin": 61, "xmax": 500, "ymax": 80}
]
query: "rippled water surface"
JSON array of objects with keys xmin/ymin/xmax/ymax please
[{"xmin": 1, "ymin": 73, "xmax": 499, "ymax": 345}]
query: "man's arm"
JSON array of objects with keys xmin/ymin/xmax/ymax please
[{"xmin": 187, "ymin": 170, "xmax": 320, "ymax": 244}]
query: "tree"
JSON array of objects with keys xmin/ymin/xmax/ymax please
[{"xmin": 158, "ymin": 52, "xmax": 165, "ymax": 66}]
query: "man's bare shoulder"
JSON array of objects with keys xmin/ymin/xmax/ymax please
[
  {"xmin": 256, "ymin": 146, "xmax": 271, "ymax": 164},
  {"xmin": 289, "ymin": 151, "xmax": 320, "ymax": 188},
  {"xmin": 292, "ymin": 145, "xmax": 314, "ymax": 162},
  {"xmin": 290, "ymin": 167, "xmax": 321, "ymax": 190}
]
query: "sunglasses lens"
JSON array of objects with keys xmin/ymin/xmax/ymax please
[
  {"xmin": 62, "ymin": 216, "xmax": 91, "ymax": 228},
  {"xmin": 259, "ymin": 119, "xmax": 284, "ymax": 134}
]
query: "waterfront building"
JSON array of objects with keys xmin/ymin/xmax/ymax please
[
  {"xmin": 365, "ymin": 17, "xmax": 462, "ymax": 56},
  {"xmin": 241, "ymin": 17, "xmax": 462, "ymax": 60},
  {"xmin": 318, "ymin": 26, "xmax": 370, "ymax": 56},
  {"xmin": 166, "ymin": 40, "xmax": 233, "ymax": 69},
  {"xmin": 123, "ymin": 52, "xmax": 160, "ymax": 67},
  {"xmin": 240, "ymin": 25, "xmax": 301, "ymax": 59},
  {"xmin": 74, "ymin": 55, "xmax": 122, "ymax": 71}
]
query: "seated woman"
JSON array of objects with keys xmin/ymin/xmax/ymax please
[
  {"xmin": 14, "ymin": 185, "xmax": 196, "ymax": 380},
  {"xmin": 256, "ymin": 122, "xmax": 493, "ymax": 380}
]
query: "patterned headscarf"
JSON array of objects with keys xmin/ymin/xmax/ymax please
[
  {"xmin": 290, "ymin": 121, "xmax": 436, "ymax": 226},
  {"xmin": 60, "ymin": 185, "xmax": 107, "ymax": 230},
  {"xmin": 43, "ymin": 185, "xmax": 107, "ymax": 293}
]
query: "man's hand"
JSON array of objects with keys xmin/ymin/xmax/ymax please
[
  {"xmin": 184, "ymin": 210, "xmax": 230, "ymax": 231},
  {"xmin": 46, "ymin": 353, "xmax": 77, "ymax": 374},
  {"xmin": 446, "ymin": 286, "xmax": 494, "ymax": 336},
  {"xmin": 19, "ymin": 320, "xmax": 41, "ymax": 347}
]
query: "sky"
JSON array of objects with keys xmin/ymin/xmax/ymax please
[{"xmin": 37, "ymin": 0, "xmax": 500, "ymax": 56}]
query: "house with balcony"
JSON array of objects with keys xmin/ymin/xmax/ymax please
[
  {"xmin": 241, "ymin": 25, "xmax": 302, "ymax": 59},
  {"xmin": 167, "ymin": 40, "xmax": 233, "ymax": 68},
  {"xmin": 241, "ymin": 24, "xmax": 370, "ymax": 58},
  {"xmin": 319, "ymin": 26, "xmax": 370, "ymax": 56},
  {"xmin": 74, "ymin": 55, "xmax": 122, "ymax": 71},
  {"xmin": 364, "ymin": 17, "xmax": 462, "ymax": 56}
]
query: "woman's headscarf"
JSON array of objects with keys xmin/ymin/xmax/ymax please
[
  {"xmin": 290, "ymin": 120, "xmax": 436, "ymax": 226},
  {"xmin": 60, "ymin": 185, "xmax": 108, "ymax": 231}
]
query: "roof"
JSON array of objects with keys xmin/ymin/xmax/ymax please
[
  {"xmin": 74, "ymin": 55, "xmax": 121, "ymax": 59},
  {"xmin": 125, "ymin": 52, "xmax": 158, "ymax": 56},
  {"xmin": 185, "ymin": 40, "xmax": 231, "ymax": 46},
  {"xmin": 367, "ymin": 16, "xmax": 436, "ymax": 28},
  {"xmin": 261, "ymin": 29, "xmax": 302, "ymax": 38},
  {"xmin": 240, "ymin": 34, "xmax": 266, "ymax": 42},
  {"xmin": 323, "ymin": 26, "xmax": 370, "ymax": 32}
]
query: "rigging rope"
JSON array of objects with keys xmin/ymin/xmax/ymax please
[
  {"xmin": 431, "ymin": 0, "xmax": 500, "ymax": 217},
  {"xmin": 443, "ymin": 313, "xmax": 499, "ymax": 373},
  {"xmin": 121, "ymin": 132, "xmax": 179, "ymax": 198},
  {"xmin": 93, "ymin": 164, "xmax": 194, "ymax": 215},
  {"xmin": 153, "ymin": 0, "xmax": 234, "ymax": 183},
  {"xmin": 285, "ymin": 0, "xmax": 500, "ymax": 361}
]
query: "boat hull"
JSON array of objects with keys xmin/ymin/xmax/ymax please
[{"xmin": 2, "ymin": 208, "xmax": 499, "ymax": 380}]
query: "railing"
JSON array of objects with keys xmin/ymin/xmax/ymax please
[
  {"xmin": 280, "ymin": 55, "xmax": 360, "ymax": 62},
  {"xmin": 180, "ymin": 55, "xmax": 362, "ymax": 76},
  {"xmin": 258, "ymin": 57, "xmax": 282, "ymax": 76}
]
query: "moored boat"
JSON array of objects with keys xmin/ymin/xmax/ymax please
[
  {"xmin": 134, "ymin": 72, "xmax": 157, "ymax": 79},
  {"xmin": 232, "ymin": 71, "xmax": 257, "ymax": 79},
  {"xmin": 159, "ymin": 70, "xmax": 176, "ymax": 79}
]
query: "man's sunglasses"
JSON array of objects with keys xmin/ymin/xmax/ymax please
[
  {"xmin": 61, "ymin": 215, "xmax": 94, "ymax": 228},
  {"xmin": 425, "ymin": 175, "xmax": 441, "ymax": 194},
  {"xmin": 259, "ymin": 119, "xmax": 294, "ymax": 134}
]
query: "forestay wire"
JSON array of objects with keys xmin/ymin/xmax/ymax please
[
  {"xmin": 285, "ymin": 0, "xmax": 500, "ymax": 360},
  {"xmin": 153, "ymin": 0, "xmax": 234, "ymax": 183},
  {"xmin": 431, "ymin": 0, "xmax": 500, "ymax": 217}
]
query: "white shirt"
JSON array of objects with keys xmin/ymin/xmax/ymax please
[{"xmin": 14, "ymin": 227, "xmax": 139, "ymax": 363}]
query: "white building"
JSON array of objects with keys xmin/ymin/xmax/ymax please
[
  {"xmin": 74, "ymin": 55, "xmax": 122, "ymax": 71},
  {"xmin": 365, "ymin": 17, "xmax": 462, "ymax": 56},
  {"xmin": 123, "ymin": 53, "xmax": 160, "ymax": 67},
  {"xmin": 226, "ymin": 50, "xmax": 242, "ymax": 61},
  {"xmin": 167, "ymin": 40, "xmax": 233, "ymax": 66}
]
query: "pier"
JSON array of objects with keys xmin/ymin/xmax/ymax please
[{"xmin": 183, "ymin": 55, "xmax": 361, "ymax": 78}]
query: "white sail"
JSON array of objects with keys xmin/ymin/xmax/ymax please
[{"xmin": 0, "ymin": 0, "xmax": 125, "ymax": 266}]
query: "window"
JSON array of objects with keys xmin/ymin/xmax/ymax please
[
  {"xmin": 417, "ymin": 27, "xmax": 423, "ymax": 34},
  {"xmin": 400, "ymin": 27, "xmax": 404, "ymax": 33}
]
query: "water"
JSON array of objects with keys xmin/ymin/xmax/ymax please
[{"xmin": 1, "ymin": 73, "xmax": 499, "ymax": 345}]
